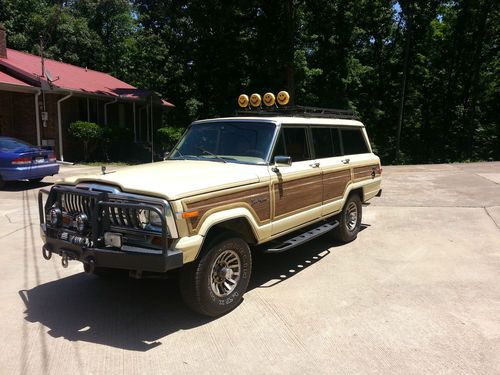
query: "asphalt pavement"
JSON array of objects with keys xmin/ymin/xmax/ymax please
[{"xmin": 0, "ymin": 162, "xmax": 499, "ymax": 374}]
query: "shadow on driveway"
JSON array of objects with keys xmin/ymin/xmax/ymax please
[
  {"xmin": 2, "ymin": 180, "xmax": 52, "ymax": 192},
  {"xmin": 19, "ymin": 228, "xmax": 361, "ymax": 351}
]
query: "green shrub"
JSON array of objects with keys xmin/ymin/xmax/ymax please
[
  {"xmin": 69, "ymin": 121, "xmax": 103, "ymax": 160},
  {"xmin": 157, "ymin": 127, "xmax": 184, "ymax": 152}
]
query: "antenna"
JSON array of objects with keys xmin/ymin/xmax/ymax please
[{"xmin": 39, "ymin": 36, "xmax": 45, "ymax": 77}]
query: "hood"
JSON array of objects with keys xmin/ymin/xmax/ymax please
[{"xmin": 58, "ymin": 160, "xmax": 269, "ymax": 200}]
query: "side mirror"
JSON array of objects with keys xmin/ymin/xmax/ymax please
[
  {"xmin": 272, "ymin": 156, "xmax": 292, "ymax": 172},
  {"xmin": 274, "ymin": 155, "xmax": 292, "ymax": 167},
  {"xmin": 163, "ymin": 151, "xmax": 170, "ymax": 160}
]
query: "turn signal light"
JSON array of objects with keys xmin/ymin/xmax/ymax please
[{"xmin": 181, "ymin": 210, "xmax": 200, "ymax": 219}]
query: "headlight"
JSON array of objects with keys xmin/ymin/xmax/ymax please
[
  {"xmin": 150, "ymin": 210, "xmax": 162, "ymax": 226},
  {"xmin": 137, "ymin": 209, "xmax": 163, "ymax": 229}
]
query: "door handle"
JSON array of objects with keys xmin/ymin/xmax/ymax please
[
  {"xmin": 309, "ymin": 162, "xmax": 320, "ymax": 168},
  {"xmin": 341, "ymin": 158, "xmax": 350, "ymax": 164}
]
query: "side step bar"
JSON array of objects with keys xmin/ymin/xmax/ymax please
[{"xmin": 265, "ymin": 220, "xmax": 339, "ymax": 253}]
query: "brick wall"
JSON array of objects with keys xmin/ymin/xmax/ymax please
[{"xmin": 0, "ymin": 91, "xmax": 37, "ymax": 145}]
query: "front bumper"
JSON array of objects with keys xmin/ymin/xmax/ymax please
[
  {"xmin": 39, "ymin": 185, "xmax": 183, "ymax": 273},
  {"xmin": 41, "ymin": 227, "xmax": 183, "ymax": 272}
]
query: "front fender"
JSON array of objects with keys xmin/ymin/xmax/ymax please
[{"xmin": 197, "ymin": 207, "xmax": 268, "ymax": 241}]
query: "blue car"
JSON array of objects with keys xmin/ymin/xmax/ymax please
[{"xmin": 0, "ymin": 137, "xmax": 59, "ymax": 189}]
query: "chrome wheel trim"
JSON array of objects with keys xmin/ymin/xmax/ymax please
[
  {"xmin": 345, "ymin": 201, "xmax": 358, "ymax": 231},
  {"xmin": 210, "ymin": 249, "xmax": 241, "ymax": 297}
]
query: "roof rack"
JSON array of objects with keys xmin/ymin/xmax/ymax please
[{"xmin": 236, "ymin": 105, "xmax": 359, "ymax": 120}]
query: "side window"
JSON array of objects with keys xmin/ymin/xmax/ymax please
[
  {"xmin": 272, "ymin": 127, "xmax": 311, "ymax": 162},
  {"xmin": 311, "ymin": 127, "xmax": 342, "ymax": 158},
  {"xmin": 341, "ymin": 129, "xmax": 369, "ymax": 155}
]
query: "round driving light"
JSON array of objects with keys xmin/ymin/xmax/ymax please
[
  {"xmin": 276, "ymin": 90, "xmax": 290, "ymax": 106},
  {"xmin": 49, "ymin": 208, "xmax": 62, "ymax": 226},
  {"xmin": 75, "ymin": 213, "xmax": 89, "ymax": 233},
  {"xmin": 263, "ymin": 92, "xmax": 275, "ymax": 106},
  {"xmin": 238, "ymin": 94, "xmax": 249, "ymax": 108},
  {"xmin": 250, "ymin": 93, "xmax": 262, "ymax": 107}
]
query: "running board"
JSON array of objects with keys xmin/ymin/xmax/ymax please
[{"xmin": 265, "ymin": 221, "xmax": 339, "ymax": 253}]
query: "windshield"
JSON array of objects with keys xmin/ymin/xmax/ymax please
[
  {"xmin": 169, "ymin": 121, "xmax": 277, "ymax": 164},
  {"xmin": 0, "ymin": 138, "xmax": 33, "ymax": 152}
]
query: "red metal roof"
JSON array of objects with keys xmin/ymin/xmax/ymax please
[
  {"xmin": 0, "ymin": 48, "xmax": 174, "ymax": 107},
  {"xmin": 0, "ymin": 70, "xmax": 33, "ymax": 87}
]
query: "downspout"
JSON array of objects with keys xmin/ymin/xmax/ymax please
[
  {"xmin": 34, "ymin": 89, "xmax": 41, "ymax": 146},
  {"xmin": 104, "ymin": 97, "xmax": 118, "ymax": 126},
  {"xmin": 87, "ymin": 97, "xmax": 90, "ymax": 121},
  {"xmin": 57, "ymin": 91, "xmax": 73, "ymax": 162},
  {"xmin": 133, "ymin": 102, "xmax": 137, "ymax": 142}
]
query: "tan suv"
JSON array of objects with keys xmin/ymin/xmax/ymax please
[{"xmin": 39, "ymin": 106, "xmax": 382, "ymax": 317}]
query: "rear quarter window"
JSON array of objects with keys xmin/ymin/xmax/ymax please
[{"xmin": 341, "ymin": 129, "xmax": 369, "ymax": 155}]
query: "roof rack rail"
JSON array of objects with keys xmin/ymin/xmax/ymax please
[{"xmin": 236, "ymin": 105, "xmax": 359, "ymax": 120}]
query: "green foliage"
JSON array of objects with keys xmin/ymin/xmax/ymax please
[
  {"xmin": 68, "ymin": 121, "xmax": 103, "ymax": 160},
  {"xmin": 157, "ymin": 127, "xmax": 184, "ymax": 152},
  {"xmin": 1, "ymin": 0, "xmax": 498, "ymax": 163},
  {"xmin": 69, "ymin": 121, "xmax": 103, "ymax": 141}
]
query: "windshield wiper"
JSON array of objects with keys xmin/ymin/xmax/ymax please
[{"xmin": 196, "ymin": 147, "xmax": 227, "ymax": 163}]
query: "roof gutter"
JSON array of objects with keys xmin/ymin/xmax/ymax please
[{"xmin": 57, "ymin": 91, "xmax": 73, "ymax": 162}]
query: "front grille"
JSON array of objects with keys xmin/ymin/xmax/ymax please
[
  {"xmin": 60, "ymin": 192, "xmax": 96, "ymax": 217},
  {"xmin": 57, "ymin": 189, "xmax": 162, "ymax": 233},
  {"xmin": 41, "ymin": 185, "xmax": 172, "ymax": 252},
  {"xmin": 106, "ymin": 201, "xmax": 151, "ymax": 231}
]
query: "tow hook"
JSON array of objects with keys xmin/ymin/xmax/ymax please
[
  {"xmin": 83, "ymin": 258, "xmax": 96, "ymax": 274},
  {"xmin": 61, "ymin": 252, "xmax": 69, "ymax": 268},
  {"xmin": 42, "ymin": 245, "xmax": 52, "ymax": 260}
]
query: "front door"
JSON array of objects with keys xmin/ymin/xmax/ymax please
[{"xmin": 270, "ymin": 126, "xmax": 323, "ymax": 235}]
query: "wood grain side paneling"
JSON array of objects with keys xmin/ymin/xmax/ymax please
[
  {"xmin": 323, "ymin": 169, "xmax": 351, "ymax": 201},
  {"xmin": 185, "ymin": 186, "xmax": 271, "ymax": 230},
  {"xmin": 274, "ymin": 174, "xmax": 323, "ymax": 217},
  {"xmin": 353, "ymin": 164, "xmax": 380, "ymax": 181}
]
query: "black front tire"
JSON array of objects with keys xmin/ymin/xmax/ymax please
[
  {"xmin": 30, "ymin": 177, "xmax": 44, "ymax": 183},
  {"xmin": 180, "ymin": 236, "xmax": 252, "ymax": 317},
  {"xmin": 0, "ymin": 177, "xmax": 4, "ymax": 189},
  {"xmin": 332, "ymin": 193, "xmax": 362, "ymax": 243}
]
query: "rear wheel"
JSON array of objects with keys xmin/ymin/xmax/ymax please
[
  {"xmin": 29, "ymin": 177, "xmax": 44, "ymax": 183},
  {"xmin": 0, "ymin": 176, "xmax": 4, "ymax": 189},
  {"xmin": 332, "ymin": 193, "xmax": 362, "ymax": 243},
  {"xmin": 180, "ymin": 236, "xmax": 252, "ymax": 317}
]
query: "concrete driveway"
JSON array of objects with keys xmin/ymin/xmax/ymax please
[{"xmin": 0, "ymin": 162, "xmax": 499, "ymax": 374}]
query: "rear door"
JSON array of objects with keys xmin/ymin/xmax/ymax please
[
  {"xmin": 310, "ymin": 126, "xmax": 352, "ymax": 216},
  {"xmin": 269, "ymin": 126, "xmax": 323, "ymax": 235}
]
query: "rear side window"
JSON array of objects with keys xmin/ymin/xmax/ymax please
[
  {"xmin": 311, "ymin": 128, "xmax": 342, "ymax": 158},
  {"xmin": 272, "ymin": 127, "xmax": 311, "ymax": 162},
  {"xmin": 341, "ymin": 129, "xmax": 369, "ymax": 155}
]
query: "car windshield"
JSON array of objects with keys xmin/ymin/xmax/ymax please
[
  {"xmin": 0, "ymin": 138, "xmax": 33, "ymax": 152},
  {"xmin": 169, "ymin": 121, "xmax": 277, "ymax": 164}
]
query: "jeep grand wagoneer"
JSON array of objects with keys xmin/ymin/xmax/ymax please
[{"xmin": 39, "ymin": 104, "xmax": 382, "ymax": 317}]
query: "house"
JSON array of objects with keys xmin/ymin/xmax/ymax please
[{"xmin": 0, "ymin": 24, "xmax": 174, "ymax": 161}]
